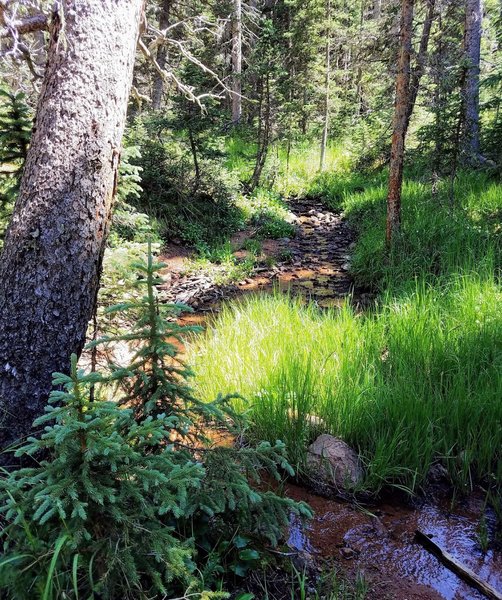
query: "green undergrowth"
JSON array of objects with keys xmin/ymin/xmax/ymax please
[
  {"xmin": 0, "ymin": 252, "xmax": 310, "ymax": 599},
  {"xmin": 190, "ymin": 168, "xmax": 502, "ymax": 497},
  {"xmin": 320, "ymin": 170, "xmax": 501, "ymax": 293},
  {"xmin": 191, "ymin": 281, "xmax": 502, "ymax": 495},
  {"xmin": 184, "ymin": 240, "xmax": 258, "ymax": 286}
]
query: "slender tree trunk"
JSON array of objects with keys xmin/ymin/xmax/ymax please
[
  {"xmin": 404, "ymin": 0, "xmax": 435, "ymax": 132},
  {"xmin": 152, "ymin": 0, "xmax": 173, "ymax": 110},
  {"xmin": 320, "ymin": 0, "xmax": 331, "ymax": 171},
  {"xmin": 0, "ymin": 0, "xmax": 144, "ymax": 457},
  {"xmin": 187, "ymin": 104, "xmax": 200, "ymax": 186},
  {"xmin": 386, "ymin": 0, "xmax": 414, "ymax": 245},
  {"xmin": 300, "ymin": 88, "xmax": 308, "ymax": 135},
  {"xmin": 249, "ymin": 73, "xmax": 271, "ymax": 190},
  {"xmin": 231, "ymin": 0, "xmax": 243, "ymax": 124},
  {"xmin": 461, "ymin": 0, "xmax": 483, "ymax": 164},
  {"xmin": 374, "ymin": 0, "xmax": 383, "ymax": 20}
]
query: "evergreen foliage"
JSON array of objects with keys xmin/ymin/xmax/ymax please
[
  {"xmin": 0, "ymin": 86, "xmax": 31, "ymax": 170},
  {"xmin": 0, "ymin": 249, "xmax": 310, "ymax": 599},
  {"xmin": 0, "ymin": 86, "xmax": 31, "ymax": 223}
]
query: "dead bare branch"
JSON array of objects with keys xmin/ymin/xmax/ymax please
[
  {"xmin": 138, "ymin": 38, "xmax": 224, "ymax": 109},
  {"xmin": 0, "ymin": 12, "xmax": 47, "ymax": 37}
]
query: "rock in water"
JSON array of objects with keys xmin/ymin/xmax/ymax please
[{"xmin": 307, "ymin": 434, "xmax": 363, "ymax": 490}]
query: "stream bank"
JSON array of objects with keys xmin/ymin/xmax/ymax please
[{"xmin": 158, "ymin": 198, "xmax": 501, "ymax": 600}]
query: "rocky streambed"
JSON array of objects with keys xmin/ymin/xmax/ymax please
[{"xmin": 159, "ymin": 199, "xmax": 369, "ymax": 312}]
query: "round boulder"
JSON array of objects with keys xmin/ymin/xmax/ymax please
[{"xmin": 307, "ymin": 434, "xmax": 363, "ymax": 490}]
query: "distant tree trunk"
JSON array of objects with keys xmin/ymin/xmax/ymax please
[
  {"xmin": 248, "ymin": 73, "xmax": 271, "ymax": 190},
  {"xmin": 231, "ymin": 0, "xmax": 243, "ymax": 124},
  {"xmin": 187, "ymin": 103, "xmax": 200, "ymax": 186},
  {"xmin": 374, "ymin": 0, "xmax": 383, "ymax": 20},
  {"xmin": 152, "ymin": 0, "xmax": 173, "ymax": 110},
  {"xmin": 320, "ymin": 0, "xmax": 331, "ymax": 171},
  {"xmin": 386, "ymin": 0, "xmax": 414, "ymax": 245},
  {"xmin": 404, "ymin": 0, "xmax": 435, "ymax": 132},
  {"xmin": 460, "ymin": 0, "xmax": 483, "ymax": 164},
  {"xmin": 0, "ymin": 0, "xmax": 144, "ymax": 458}
]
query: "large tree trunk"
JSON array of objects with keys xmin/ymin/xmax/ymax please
[
  {"xmin": 386, "ymin": 0, "xmax": 414, "ymax": 245},
  {"xmin": 231, "ymin": 0, "xmax": 243, "ymax": 124},
  {"xmin": 152, "ymin": 0, "xmax": 173, "ymax": 110},
  {"xmin": 461, "ymin": 0, "xmax": 483, "ymax": 164},
  {"xmin": 0, "ymin": 0, "xmax": 144, "ymax": 457}
]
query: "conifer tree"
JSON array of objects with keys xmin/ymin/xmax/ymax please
[
  {"xmin": 0, "ymin": 249, "xmax": 310, "ymax": 599},
  {"xmin": 0, "ymin": 86, "xmax": 31, "ymax": 204}
]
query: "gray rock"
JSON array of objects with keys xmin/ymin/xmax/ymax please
[
  {"xmin": 307, "ymin": 434, "xmax": 363, "ymax": 490},
  {"xmin": 427, "ymin": 463, "xmax": 450, "ymax": 484}
]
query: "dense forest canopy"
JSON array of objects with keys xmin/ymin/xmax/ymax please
[{"xmin": 0, "ymin": 0, "xmax": 501, "ymax": 599}]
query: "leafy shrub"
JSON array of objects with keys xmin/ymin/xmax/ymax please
[
  {"xmin": 0, "ymin": 250, "xmax": 310, "ymax": 599},
  {"xmin": 239, "ymin": 188, "xmax": 296, "ymax": 240}
]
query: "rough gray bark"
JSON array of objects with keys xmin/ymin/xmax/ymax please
[
  {"xmin": 461, "ymin": 0, "xmax": 483, "ymax": 164},
  {"xmin": 386, "ymin": 0, "xmax": 414, "ymax": 244},
  {"xmin": 152, "ymin": 0, "xmax": 172, "ymax": 110},
  {"xmin": 0, "ymin": 0, "xmax": 144, "ymax": 457},
  {"xmin": 231, "ymin": 0, "xmax": 242, "ymax": 124}
]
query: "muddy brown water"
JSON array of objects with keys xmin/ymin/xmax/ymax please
[{"xmin": 285, "ymin": 482, "xmax": 502, "ymax": 600}]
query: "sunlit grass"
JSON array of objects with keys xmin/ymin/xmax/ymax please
[
  {"xmin": 224, "ymin": 133, "xmax": 354, "ymax": 197},
  {"xmin": 272, "ymin": 142, "xmax": 353, "ymax": 197},
  {"xmin": 320, "ymin": 170, "xmax": 502, "ymax": 292},
  {"xmin": 191, "ymin": 276, "xmax": 502, "ymax": 495},
  {"xmin": 190, "ymin": 168, "xmax": 502, "ymax": 496}
]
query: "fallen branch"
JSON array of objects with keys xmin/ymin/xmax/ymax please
[{"xmin": 415, "ymin": 530, "xmax": 502, "ymax": 600}]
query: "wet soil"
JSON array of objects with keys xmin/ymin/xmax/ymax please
[
  {"xmin": 159, "ymin": 199, "xmax": 371, "ymax": 312},
  {"xmin": 285, "ymin": 482, "xmax": 502, "ymax": 600}
]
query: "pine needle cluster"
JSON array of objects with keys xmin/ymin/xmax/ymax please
[{"xmin": 0, "ymin": 86, "xmax": 31, "ymax": 204}]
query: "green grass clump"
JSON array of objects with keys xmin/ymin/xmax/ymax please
[
  {"xmin": 191, "ymin": 279, "xmax": 502, "ymax": 495},
  {"xmin": 185, "ymin": 240, "xmax": 257, "ymax": 285},
  {"xmin": 324, "ymin": 170, "xmax": 501, "ymax": 292},
  {"xmin": 191, "ymin": 168, "xmax": 502, "ymax": 497}
]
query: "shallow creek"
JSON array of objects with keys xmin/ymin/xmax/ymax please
[
  {"xmin": 285, "ymin": 482, "xmax": 501, "ymax": 600},
  {"xmin": 160, "ymin": 201, "xmax": 501, "ymax": 599}
]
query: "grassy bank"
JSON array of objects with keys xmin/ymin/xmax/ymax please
[{"xmin": 190, "ymin": 162, "xmax": 502, "ymax": 496}]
